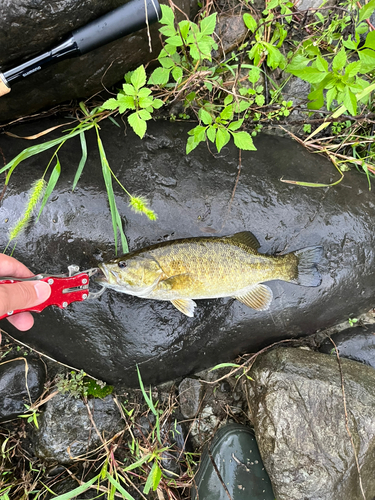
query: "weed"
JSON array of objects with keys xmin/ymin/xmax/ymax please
[{"xmin": 55, "ymin": 370, "xmax": 113, "ymax": 399}]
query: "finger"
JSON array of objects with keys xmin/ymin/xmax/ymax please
[
  {"xmin": 0, "ymin": 254, "xmax": 34, "ymax": 278},
  {"xmin": 7, "ymin": 311, "xmax": 35, "ymax": 331},
  {"xmin": 0, "ymin": 281, "xmax": 51, "ymax": 318}
]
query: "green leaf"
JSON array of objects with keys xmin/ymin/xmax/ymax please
[
  {"xmin": 131, "ymin": 65, "xmax": 146, "ymax": 90},
  {"xmin": 210, "ymin": 362, "xmax": 240, "ymax": 370},
  {"xmin": 200, "ymin": 13, "xmax": 217, "ymax": 35},
  {"xmin": 343, "ymin": 36, "xmax": 358, "ymax": 50},
  {"xmin": 152, "ymin": 98, "xmax": 164, "ymax": 109},
  {"xmin": 106, "ymin": 473, "xmax": 135, "ymax": 500},
  {"xmin": 345, "ymin": 61, "xmax": 362, "ymax": 78},
  {"xmin": 166, "ymin": 35, "xmax": 183, "ymax": 46},
  {"xmin": 224, "ymin": 94, "xmax": 234, "ymax": 105},
  {"xmin": 343, "ymin": 88, "xmax": 357, "ymax": 116},
  {"xmin": 138, "ymin": 87, "xmax": 152, "ymax": 97},
  {"xmin": 128, "ymin": 112, "xmax": 147, "ymax": 139},
  {"xmin": 248, "ymin": 66, "xmax": 261, "ymax": 84},
  {"xmin": 332, "ymin": 47, "xmax": 347, "ymax": 72},
  {"xmin": 307, "ymin": 87, "xmax": 324, "ymax": 109},
  {"xmin": 363, "ymin": 31, "xmax": 375, "ymax": 50},
  {"xmin": 199, "ymin": 108, "xmax": 213, "ymax": 125},
  {"xmin": 72, "ymin": 131, "xmax": 87, "ymax": 191},
  {"xmin": 220, "ymin": 104, "xmax": 234, "ymax": 120},
  {"xmin": 358, "ymin": 48, "xmax": 375, "ymax": 73},
  {"xmin": 206, "ymin": 126, "xmax": 216, "ymax": 142},
  {"xmin": 37, "ymin": 157, "xmax": 61, "ymax": 220},
  {"xmin": 359, "ymin": 0, "xmax": 375, "ymax": 22},
  {"xmin": 255, "ymin": 94, "xmax": 265, "ymax": 106},
  {"xmin": 193, "ymin": 125, "xmax": 207, "ymax": 141},
  {"xmin": 228, "ymin": 119, "xmax": 243, "ymax": 131},
  {"xmin": 101, "ymin": 98, "xmax": 119, "ymax": 111},
  {"xmin": 144, "ymin": 462, "xmax": 162, "ymax": 494},
  {"xmin": 139, "ymin": 97, "xmax": 153, "ymax": 108},
  {"xmin": 138, "ymin": 109, "xmax": 152, "ymax": 120},
  {"xmin": 289, "ymin": 66, "xmax": 327, "ymax": 84},
  {"xmin": 232, "ymin": 131, "xmax": 256, "ymax": 150},
  {"xmin": 52, "ymin": 474, "xmax": 100, "ymax": 500},
  {"xmin": 204, "ymin": 81, "xmax": 213, "ymax": 91},
  {"xmin": 148, "ymin": 67, "xmax": 171, "ymax": 85},
  {"xmin": 285, "ymin": 54, "xmax": 310, "ymax": 72},
  {"xmin": 160, "ymin": 4, "xmax": 175, "ymax": 26},
  {"xmin": 315, "ymin": 56, "xmax": 328, "ymax": 72},
  {"xmin": 172, "ymin": 66, "xmax": 183, "ymax": 82},
  {"xmin": 122, "ymin": 83, "xmax": 136, "ymax": 96},
  {"xmin": 117, "ymin": 94, "xmax": 136, "ymax": 113},
  {"xmin": 186, "ymin": 136, "xmax": 201, "ymax": 154},
  {"xmin": 326, "ymin": 87, "xmax": 337, "ymax": 110},
  {"xmin": 243, "ymin": 13, "xmax": 257, "ymax": 33},
  {"xmin": 215, "ymin": 127, "xmax": 230, "ymax": 152},
  {"xmin": 159, "ymin": 25, "xmax": 176, "ymax": 37},
  {"xmin": 159, "ymin": 56, "xmax": 175, "ymax": 69},
  {"xmin": 179, "ymin": 20, "xmax": 190, "ymax": 39}
]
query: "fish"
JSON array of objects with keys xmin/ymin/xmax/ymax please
[{"xmin": 95, "ymin": 231, "xmax": 323, "ymax": 317}]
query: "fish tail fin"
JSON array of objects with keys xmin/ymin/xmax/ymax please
[{"xmin": 293, "ymin": 246, "xmax": 323, "ymax": 287}]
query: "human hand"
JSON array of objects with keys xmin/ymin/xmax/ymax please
[{"xmin": 0, "ymin": 255, "xmax": 51, "ymax": 335}]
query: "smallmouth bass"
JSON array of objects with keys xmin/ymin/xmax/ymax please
[{"xmin": 96, "ymin": 231, "xmax": 323, "ymax": 317}]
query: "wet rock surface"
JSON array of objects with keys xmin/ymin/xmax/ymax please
[
  {"xmin": 0, "ymin": 357, "xmax": 45, "ymax": 421},
  {"xmin": 0, "ymin": 0, "xmax": 193, "ymax": 122},
  {"xmin": 248, "ymin": 347, "xmax": 375, "ymax": 500},
  {"xmin": 31, "ymin": 393, "xmax": 122, "ymax": 463},
  {"xmin": 319, "ymin": 325, "xmax": 375, "ymax": 368},
  {"xmin": 1, "ymin": 118, "xmax": 375, "ymax": 387}
]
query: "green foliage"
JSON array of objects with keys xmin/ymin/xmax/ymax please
[
  {"xmin": 56, "ymin": 370, "xmax": 113, "ymax": 399},
  {"xmin": 18, "ymin": 404, "xmax": 40, "ymax": 429},
  {"xmin": 102, "ymin": 65, "xmax": 163, "ymax": 138}
]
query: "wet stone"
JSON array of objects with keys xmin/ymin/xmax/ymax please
[
  {"xmin": 31, "ymin": 393, "xmax": 123, "ymax": 464},
  {"xmin": 248, "ymin": 347, "xmax": 375, "ymax": 500},
  {"xmin": 2, "ymin": 119, "xmax": 375, "ymax": 387},
  {"xmin": 0, "ymin": 358, "xmax": 45, "ymax": 421},
  {"xmin": 319, "ymin": 325, "xmax": 375, "ymax": 369},
  {"xmin": 178, "ymin": 378, "xmax": 204, "ymax": 419}
]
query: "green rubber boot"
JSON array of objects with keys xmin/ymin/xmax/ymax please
[{"xmin": 191, "ymin": 423, "xmax": 274, "ymax": 500}]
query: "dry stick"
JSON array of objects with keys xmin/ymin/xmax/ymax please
[
  {"xmin": 329, "ymin": 337, "xmax": 367, "ymax": 500},
  {"xmin": 208, "ymin": 448, "xmax": 233, "ymax": 500}
]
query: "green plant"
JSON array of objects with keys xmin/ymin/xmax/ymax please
[
  {"xmin": 56, "ymin": 370, "xmax": 113, "ymax": 399},
  {"xmin": 101, "ymin": 65, "xmax": 164, "ymax": 139},
  {"xmin": 348, "ymin": 317, "xmax": 359, "ymax": 326},
  {"xmin": 18, "ymin": 404, "xmax": 40, "ymax": 429}
]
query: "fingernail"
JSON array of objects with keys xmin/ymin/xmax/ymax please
[{"xmin": 34, "ymin": 281, "xmax": 51, "ymax": 302}]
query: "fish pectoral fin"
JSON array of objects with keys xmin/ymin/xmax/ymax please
[
  {"xmin": 234, "ymin": 284, "xmax": 273, "ymax": 311},
  {"xmin": 228, "ymin": 231, "xmax": 260, "ymax": 250},
  {"xmin": 171, "ymin": 299, "xmax": 196, "ymax": 317},
  {"xmin": 158, "ymin": 273, "xmax": 201, "ymax": 291}
]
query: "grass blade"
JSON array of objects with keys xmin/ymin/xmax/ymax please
[
  {"xmin": 37, "ymin": 157, "xmax": 61, "ymax": 220},
  {"xmin": 106, "ymin": 472, "xmax": 136, "ymax": 500},
  {"xmin": 136, "ymin": 366, "xmax": 157, "ymax": 416},
  {"xmin": 143, "ymin": 462, "xmax": 161, "ymax": 494},
  {"xmin": 1, "ymin": 122, "xmax": 95, "ymax": 184},
  {"xmin": 51, "ymin": 474, "xmax": 99, "ymax": 499},
  {"xmin": 72, "ymin": 131, "xmax": 88, "ymax": 191}
]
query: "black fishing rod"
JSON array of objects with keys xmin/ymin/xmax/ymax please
[{"xmin": 0, "ymin": 0, "xmax": 161, "ymax": 97}]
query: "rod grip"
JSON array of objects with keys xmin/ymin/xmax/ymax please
[
  {"xmin": 0, "ymin": 73, "xmax": 10, "ymax": 96},
  {"xmin": 73, "ymin": 0, "xmax": 161, "ymax": 55}
]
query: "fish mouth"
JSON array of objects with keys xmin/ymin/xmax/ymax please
[{"xmin": 94, "ymin": 264, "xmax": 109, "ymax": 284}]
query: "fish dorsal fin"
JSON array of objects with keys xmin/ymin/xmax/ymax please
[
  {"xmin": 171, "ymin": 299, "xmax": 196, "ymax": 317},
  {"xmin": 234, "ymin": 284, "xmax": 273, "ymax": 311},
  {"xmin": 229, "ymin": 231, "xmax": 260, "ymax": 250}
]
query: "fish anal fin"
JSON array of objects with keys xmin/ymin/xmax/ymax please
[
  {"xmin": 229, "ymin": 231, "xmax": 260, "ymax": 250},
  {"xmin": 171, "ymin": 299, "xmax": 196, "ymax": 317},
  {"xmin": 234, "ymin": 284, "xmax": 273, "ymax": 311}
]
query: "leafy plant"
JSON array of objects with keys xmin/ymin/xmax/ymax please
[
  {"xmin": 56, "ymin": 370, "xmax": 113, "ymax": 399},
  {"xmin": 102, "ymin": 65, "xmax": 163, "ymax": 138},
  {"xmin": 18, "ymin": 404, "xmax": 40, "ymax": 429}
]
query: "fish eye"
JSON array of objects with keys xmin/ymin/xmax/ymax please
[{"xmin": 118, "ymin": 261, "xmax": 127, "ymax": 269}]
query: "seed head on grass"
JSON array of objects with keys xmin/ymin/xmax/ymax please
[
  {"xmin": 9, "ymin": 178, "xmax": 46, "ymax": 242},
  {"xmin": 129, "ymin": 196, "xmax": 158, "ymax": 220}
]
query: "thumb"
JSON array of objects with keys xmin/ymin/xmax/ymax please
[{"xmin": 0, "ymin": 281, "xmax": 51, "ymax": 316}]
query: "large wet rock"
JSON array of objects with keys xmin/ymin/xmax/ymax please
[
  {"xmin": 31, "ymin": 393, "xmax": 122, "ymax": 463},
  {"xmin": 248, "ymin": 347, "xmax": 375, "ymax": 500},
  {"xmin": 0, "ymin": 118, "xmax": 374, "ymax": 387},
  {"xmin": 0, "ymin": 357, "xmax": 45, "ymax": 421},
  {"xmin": 0, "ymin": 0, "xmax": 193, "ymax": 123}
]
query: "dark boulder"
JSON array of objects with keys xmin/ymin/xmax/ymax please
[
  {"xmin": 0, "ymin": 0, "xmax": 193, "ymax": 123},
  {"xmin": 319, "ymin": 325, "xmax": 375, "ymax": 368},
  {"xmin": 0, "ymin": 118, "xmax": 374, "ymax": 387},
  {"xmin": 248, "ymin": 347, "xmax": 375, "ymax": 500},
  {"xmin": 0, "ymin": 357, "xmax": 45, "ymax": 421}
]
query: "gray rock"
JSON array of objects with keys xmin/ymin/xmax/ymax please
[
  {"xmin": 0, "ymin": 0, "xmax": 193, "ymax": 123},
  {"xmin": 31, "ymin": 393, "xmax": 122, "ymax": 463},
  {"xmin": 178, "ymin": 378, "xmax": 204, "ymax": 419},
  {"xmin": 0, "ymin": 358, "xmax": 45, "ymax": 421},
  {"xmin": 248, "ymin": 347, "xmax": 375, "ymax": 500},
  {"xmin": 1, "ymin": 119, "xmax": 375, "ymax": 387},
  {"xmin": 319, "ymin": 325, "xmax": 375, "ymax": 369}
]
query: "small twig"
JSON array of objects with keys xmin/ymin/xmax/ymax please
[{"xmin": 208, "ymin": 448, "xmax": 233, "ymax": 500}]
